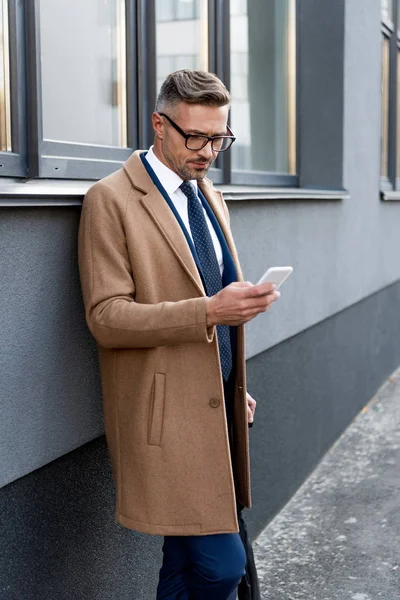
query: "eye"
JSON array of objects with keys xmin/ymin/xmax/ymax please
[
  {"xmin": 186, "ymin": 135, "xmax": 208, "ymax": 150},
  {"xmin": 190, "ymin": 135, "xmax": 207, "ymax": 143},
  {"xmin": 212, "ymin": 137, "xmax": 224, "ymax": 150}
]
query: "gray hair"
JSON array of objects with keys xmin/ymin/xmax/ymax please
[{"xmin": 155, "ymin": 70, "xmax": 230, "ymax": 113}]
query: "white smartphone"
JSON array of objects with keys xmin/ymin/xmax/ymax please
[{"xmin": 256, "ymin": 266, "xmax": 293, "ymax": 289}]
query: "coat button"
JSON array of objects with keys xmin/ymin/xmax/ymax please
[{"xmin": 209, "ymin": 397, "xmax": 220, "ymax": 408}]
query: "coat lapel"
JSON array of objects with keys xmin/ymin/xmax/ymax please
[{"xmin": 123, "ymin": 151, "xmax": 205, "ymax": 296}]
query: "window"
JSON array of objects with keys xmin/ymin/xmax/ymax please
[
  {"xmin": 381, "ymin": 0, "xmax": 400, "ymax": 190},
  {"xmin": 0, "ymin": 0, "xmax": 25, "ymax": 177},
  {"xmin": 0, "ymin": 0, "xmax": 11, "ymax": 153},
  {"xmin": 229, "ymin": 0, "xmax": 296, "ymax": 184},
  {"xmin": 39, "ymin": 0, "xmax": 127, "ymax": 148},
  {"xmin": 397, "ymin": 51, "xmax": 400, "ymax": 181},
  {"xmin": 397, "ymin": 3, "xmax": 400, "ymax": 184},
  {"xmin": 156, "ymin": 0, "xmax": 208, "ymax": 93},
  {"xmin": 382, "ymin": 0, "xmax": 394, "ymax": 23},
  {"xmin": 381, "ymin": 36, "xmax": 390, "ymax": 178},
  {"xmin": 26, "ymin": 0, "xmax": 133, "ymax": 179},
  {"xmin": 0, "ymin": 0, "xmax": 298, "ymax": 186}
]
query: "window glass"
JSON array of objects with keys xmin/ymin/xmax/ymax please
[
  {"xmin": 39, "ymin": 0, "xmax": 127, "ymax": 147},
  {"xmin": 230, "ymin": 0, "xmax": 247, "ymax": 17},
  {"xmin": 230, "ymin": 0, "xmax": 296, "ymax": 174},
  {"xmin": 176, "ymin": 0, "xmax": 198, "ymax": 20},
  {"xmin": 397, "ymin": 51, "xmax": 400, "ymax": 179},
  {"xmin": 0, "ymin": 0, "xmax": 11, "ymax": 152},
  {"xmin": 157, "ymin": 0, "xmax": 175, "ymax": 23},
  {"xmin": 381, "ymin": 0, "xmax": 393, "ymax": 23},
  {"xmin": 381, "ymin": 36, "xmax": 390, "ymax": 178},
  {"xmin": 156, "ymin": 0, "xmax": 208, "ymax": 93},
  {"xmin": 398, "ymin": 0, "xmax": 400, "ymax": 31}
]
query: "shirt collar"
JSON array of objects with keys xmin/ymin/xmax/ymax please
[{"xmin": 146, "ymin": 146, "xmax": 198, "ymax": 196}]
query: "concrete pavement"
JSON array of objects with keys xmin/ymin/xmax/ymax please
[{"xmin": 253, "ymin": 367, "xmax": 400, "ymax": 600}]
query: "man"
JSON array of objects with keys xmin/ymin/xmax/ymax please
[{"xmin": 78, "ymin": 70, "xmax": 280, "ymax": 599}]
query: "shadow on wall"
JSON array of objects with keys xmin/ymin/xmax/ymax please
[{"xmin": 0, "ymin": 437, "xmax": 162, "ymax": 600}]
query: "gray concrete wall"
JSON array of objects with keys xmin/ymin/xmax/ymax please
[
  {"xmin": 0, "ymin": 209, "xmax": 103, "ymax": 487},
  {"xmin": 2, "ymin": 280, "xmax": 400, "ymax": 599}
]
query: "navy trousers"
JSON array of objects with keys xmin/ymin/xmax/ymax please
[{"xmin": 156, "ymin": 532, "xmax": 246, "ymax": 599}]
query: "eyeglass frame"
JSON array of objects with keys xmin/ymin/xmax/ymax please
[{"xmin": 158, "ymin": 112, "xmax": 236, "ymax": 152}]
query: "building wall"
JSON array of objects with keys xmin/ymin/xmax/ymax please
[
  {"xmin": 1, "ymin": 0, "xmax": 400, "ymax": 597},
  {"xmin": 0, "ymin": 208, "xmax": 103, "ymax": 487}
]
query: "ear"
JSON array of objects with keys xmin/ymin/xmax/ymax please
[{"xmin": 152, "ymin": 112, "xmax": 164, "ymax": 139}]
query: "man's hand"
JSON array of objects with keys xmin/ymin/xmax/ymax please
[
  {"xmin": 247, "ymin": 392, "xmax": 256, "ymax": 424},
  {"xmin": 206, "ymin": 281, "xmax": 280, "ymax": 327}
]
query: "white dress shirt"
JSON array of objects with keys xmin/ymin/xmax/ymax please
[{"xmin": 146, "ymin": 147, "xmax": 224, "ymax": 277}]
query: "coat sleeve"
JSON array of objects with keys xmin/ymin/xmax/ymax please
[{"xmin": 78, "ymin": 182, "xmax": 214, "ymax": 349}]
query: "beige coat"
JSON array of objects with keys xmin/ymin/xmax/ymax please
[{"xmin": 78, "ymin": 150, "xmax": 250, "ymax": 536}]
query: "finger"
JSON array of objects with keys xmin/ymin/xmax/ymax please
[
  {"xmin": 258, "ymin": 290, "xmax": 280, "ymax": 308},
  {"xmin": 249, "ymin": 282, "xmax": 277, "ymax": 297},
  {"xmin": 265, "ymin": 291, "xmax": 281, "ymax": 305},
  {"xmin": 247, "ymin": 396, "xmax": 256, "ymax": 409},
  {"xmin": 248, "ymin": 401, "xmax": 256, "ymax": 414},
  {"xmin": 231, "ymin": 281, "xmax": 253, "ymax": 289},
  {"xmin": 241, "ymin": 302, "xmax": 274, "ymax": 318},
  {"xmin": 247, "ymin": 405, "xmax": 253, "ymax": 423}
]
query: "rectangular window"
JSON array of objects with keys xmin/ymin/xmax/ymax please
[
  {"xmin": 155, "ymin": 0, "xmax": 208, "ymax": 93},
  {"xmin": 39, "ymin": 0, "xmax": 127, "ymax": 148},
  {"xmin": 381, "ymin": 36, "xmax": 390, "ymax": 179},
  {"xmin": 382, "ymin": 0, "xmax": 393, "ymax": 22},
  {"xmin": 1, "ymin": 0, "xmax": 300, "ymax": 186},
  {"xmin": 229, "ymin": 0, "xmax": 296, "ymax": 181},
  {"xmin": 0, "ymin": 0, "xmax": 11, "ymax": 152},
  {"xmin": 397, "ymin": 48, "xmax": 400, "ymax": 181},
  {"xmin": 20, "ymin": 0, "xmax": 135, "ymax": 180},
  {"xmin": 381, "ymin": 0, "xmax": 400, "ymax": 190},
  {"xmin": 0, "ymin": 0, "xmax": 26, "ymax": 177},
  {"xmin": 397, "ymin": 2, "xmax": 400, "ymax": 184}
]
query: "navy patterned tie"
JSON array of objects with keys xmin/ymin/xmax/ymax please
[{"xmin": 180, "ymin": 181, "xmax": 232, "ymax": 381}]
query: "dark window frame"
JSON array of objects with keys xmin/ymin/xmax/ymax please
[
  {"xmin": 0, "ymin": 0, "xmax": 27, "ymax": 177},
  {"xmin": 145, "ymin": 0, "xmax": 225, "ymax": 184},
  {"xmin": 1, "ymin": 0, "xmax": 299, "ymax": 187},
  {"xmin": 151, "ymin": 0, "xmax": 298, "ymax": 187},
  {"xmin": 225, "ymin": 0, "xmax": 299, "ymax": 187},
  {"xmin": 23, "ymin": 0, "xmax": 138, "ymax": 181},
  {"xmin": 397, "ymin": 1, "xmax": 400, "ymax": 189},
  {"xmin": 381, "ymin": 0, "xmax": 400, "ymax": 192}
]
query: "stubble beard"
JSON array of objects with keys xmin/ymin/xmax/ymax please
[{"xmin": 163, "ymin": 145, "xmax": 212, "ymax": 182}]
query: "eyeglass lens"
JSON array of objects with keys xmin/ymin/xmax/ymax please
[{"xmin": 186, "ymin": 135, "xmax": 232, "ymax": 151}]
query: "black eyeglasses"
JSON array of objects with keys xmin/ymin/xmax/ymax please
[{"xmin": 159, "ymin": 112, "xmax": 236, "ymax": 152}]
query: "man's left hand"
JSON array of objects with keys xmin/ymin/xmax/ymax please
[{"xmin": 246, "ymin": 392, "xmax": 256, "ymax": 424}]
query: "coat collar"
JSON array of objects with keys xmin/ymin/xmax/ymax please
[{"xmin": 123, "ymin": 151, "xmax": 243, "ymax": 292}]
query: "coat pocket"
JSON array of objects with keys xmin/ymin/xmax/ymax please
[{"xmin": 148, "ymin": 373, "xmax": 166, "ymax": 446}]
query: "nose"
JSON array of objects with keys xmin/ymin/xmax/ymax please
[{"xmin": 197, "ymin": 140, "xmax": 215, "ymax": 161}]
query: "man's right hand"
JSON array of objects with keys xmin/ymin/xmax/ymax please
[{"xmin": 205, "ymin": 282, "xmax": 281, "ymax": 327}]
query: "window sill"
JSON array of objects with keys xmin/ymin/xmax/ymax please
[
  {"xmin": 0, "ymin": 179, "xmax": 91, "ymax": 207},
  {"xmin": 0, "ymin": 179, "xmax": 349, "ymax": 207},
  {"xmin": 218, "ymin": 185, "xmax": 349, "ymax": 202},
  {"xmin": 381, "ymin": 190, "xmax": 400, "ymax": 201}
]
